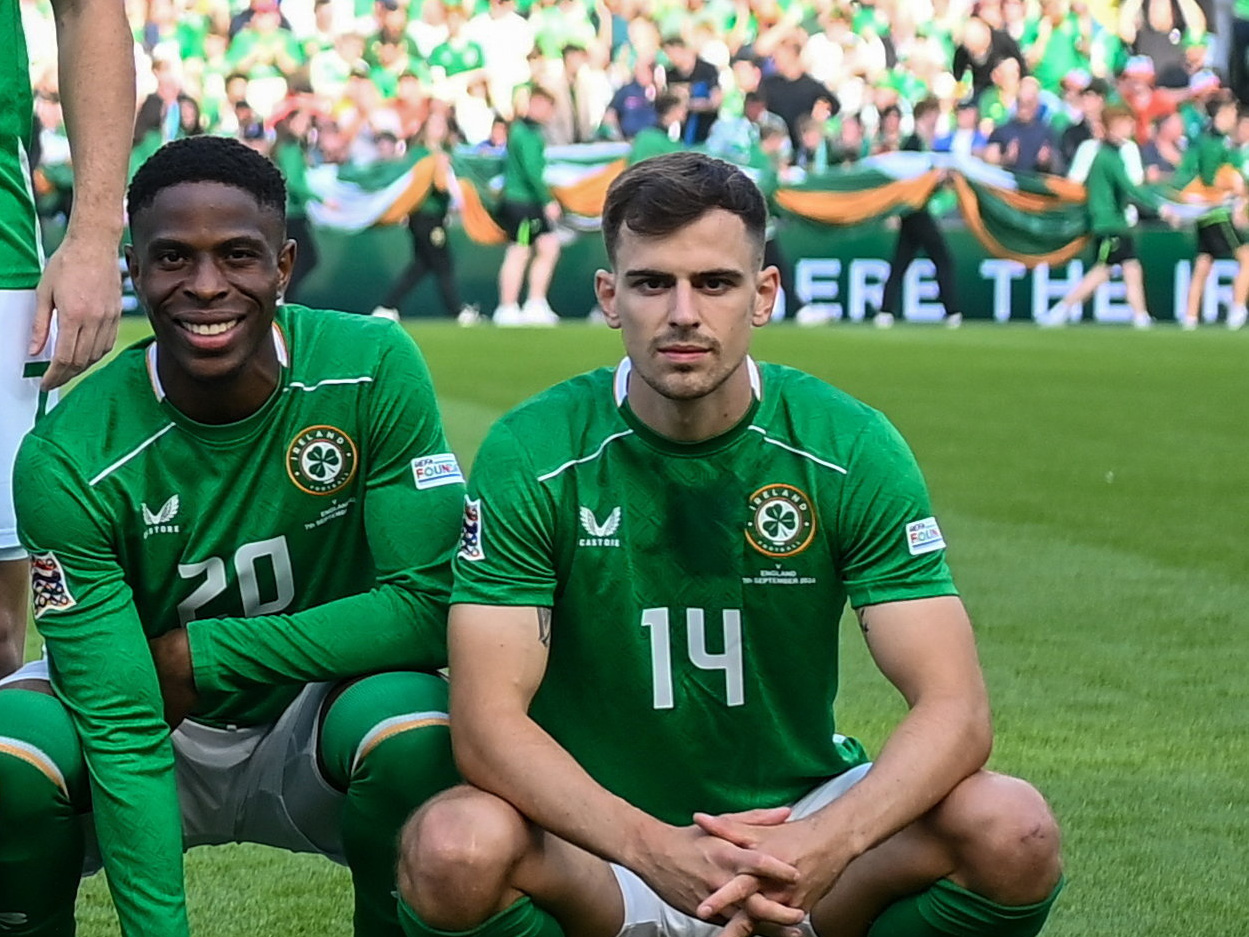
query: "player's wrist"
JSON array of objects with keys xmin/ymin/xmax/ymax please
[{"xmin": 618, "ymin": 813, "xmax": 679, "ymax": 874}]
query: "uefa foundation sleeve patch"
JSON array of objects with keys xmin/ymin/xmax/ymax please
[
  {"xmin": 905, "ymin": 517, "xmax": 946, "ymax": 555},
  {"xmin": 412, "ymin": 453, "xmax": 464, "ymax": 489},
  {"xmin": 31, "ymin": 552, "xmax": 77, "ymax": 618}
]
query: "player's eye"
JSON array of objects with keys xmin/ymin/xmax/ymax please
[
  {"xmin": 632, "ymin": 278, "xmax": 669, "ymax": 293},
  {"xmin": 155, "ymin": 250, "xmax": 184, "ymax": 265}
]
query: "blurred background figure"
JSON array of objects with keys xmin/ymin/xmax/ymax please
[{"xmin": 372, "ymin": 111, "xmax": 482, "ymax": 324}]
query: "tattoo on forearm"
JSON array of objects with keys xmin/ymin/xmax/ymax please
[
  {"xmin": 537, "ymin": 607, "xmax": 552, "ymax": 647},
  {"xmin": 856, "ymin": 608, "xmax": 870, "ymax": 634}
]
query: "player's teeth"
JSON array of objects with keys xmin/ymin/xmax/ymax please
[{"xmin": 184, "ymin": 320, "xmax": 239, "ymax": 336}]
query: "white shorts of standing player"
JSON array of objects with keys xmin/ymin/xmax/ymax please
[{"xmin": 1, "ymin": 289, "xmax": 56, "ymax": 561}]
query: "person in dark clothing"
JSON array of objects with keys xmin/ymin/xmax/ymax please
[
  {"xmin": 879, "ymin": 98, "xmax": 962, "ymax": 328},
  {"xmin": 603, "ymin": 58, "xmax": 659, "ymax": 141},
  {"xmin": 953, "ymin": 17, "xmax": 1026, "ymax": 101},
  {"xmin": 660, "ymin": 36, "xmax": 721, "ymax": 144},
  {"xmin": 1059, "ymin": 78, "xmax": 1109, "ymax": 168},
  {"xmin": 985, "ymin": 78, "xmax": 1057, "ymax": 172},
  {"xmin": 270, "ymin": 107, "xmax": 321, "ymax": 302},
  {"xmin": 759, "ymin": 37, "xmax": 837, "ymax": 151},
  {"xmin": 372, "ymin": 112, "xmax": 480, "ymax": 325}
]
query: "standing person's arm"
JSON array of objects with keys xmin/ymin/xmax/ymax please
[
  {"xmin": 31, "ymin": 0, "xmax": 135, "ymax": 390},
  {"xmin": 14, "ymin": 436, "xmax": 188, "ymax": 937}
]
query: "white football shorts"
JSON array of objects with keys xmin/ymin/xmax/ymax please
[
  {"xmin": 0, "ymin": 659, "xmax": 347, "ymax": 871},
  {"xmin": 611, "ymin": 762, "xmax": 874, "ymax": 937},
  {"xmin": 1, "ymin": 289, "xmax": 55, "ymax": 561}
]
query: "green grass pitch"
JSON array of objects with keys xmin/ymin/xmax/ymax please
[{"xmin": 31, "ymin": 318, "xmax": 1248, "ymax": 936}]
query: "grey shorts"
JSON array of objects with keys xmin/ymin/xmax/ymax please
[{"xmin": 0, "ymin": 659, "xmax": 346, "ymax": 872}]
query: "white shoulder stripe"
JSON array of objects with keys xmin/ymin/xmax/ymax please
[
  {"xmin": 89, "ymin": 424, "xmax": 176, "ymax": 487},
  {"xmin": 747, "ymin": 426, "xmax": 848, "ymax": 474},
  {"xmin": 287, "ymin": 376, "xmax": 374, "ymax": 392},
  {"xmin": 537, "ymin": 430, "xmax": 634, "ymax": 482}
]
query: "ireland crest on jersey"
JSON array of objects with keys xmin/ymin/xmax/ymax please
[
  {"xmin": 745, "ymin": 484, "xmax": 816, "ymax": 557},
  {"xmin": 287, "ymin": 425, "xmax": 358, "ymax": 495}
]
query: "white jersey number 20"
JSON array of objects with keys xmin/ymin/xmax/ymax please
[
  {"xmin": 640, "ymin": 607, "xmax": 744, "ymax": 709},
  {"xmin": 177, "ymin": 535, "xmax": 295, "ymax": 623}
]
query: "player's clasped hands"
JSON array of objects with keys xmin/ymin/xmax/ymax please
[{"xmin": 690, "ymin": 808, "xmax": 853, "ymax": 937}]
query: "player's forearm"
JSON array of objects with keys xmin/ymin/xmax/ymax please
[
  {"xmin": 186, "ymin": 578, "xmax": 449, "ymax": 693},
  {"xmin": 51, "ymin": 0, "xmax": 134, "ymax": 246},
  {"xmin": 453, "ymin": 705, "xmax": 671, "ymax": 870},
  {"xmin": 806, "ymin": 691, "xmax": 990, "ymax": 862}
]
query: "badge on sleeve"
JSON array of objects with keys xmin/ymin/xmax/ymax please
[
  {"xmin": 31, "ymin": 552, "xmax": 77, "ymax": 618},
  {"xmin": 458, "ymin": 497, "xmax": 486, "ymax": 562},
  {"xmin": 905, "ymin": 517, "xmax": 946, "ymax": 555}
]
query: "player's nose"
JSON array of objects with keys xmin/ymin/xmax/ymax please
[
  {"xmin": 183, "ymin": 255, "xmax": 230, "ymax": 302},
  {"xmin": 668, "ymin": 280, "xmax": 700, "ymax": 327}
]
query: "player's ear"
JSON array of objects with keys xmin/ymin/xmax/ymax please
[
  {"xmin": 123, "ymin": 244, "xmax": 140, "ymax": 286},
  {"xmin": 595, "ymin": 269, "xmax": 622, "ymax": 330},
  {"xmin": 753, "ymin": 266, "xmax": 779, "ymax": 326},
  {"xmin": 276, "ymin": 238, "xmax": 297, "ymax": 297}
]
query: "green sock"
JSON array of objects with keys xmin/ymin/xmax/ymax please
[
  {"xmin": 320, "ymin": 672, "xmax": 461, "ymax": 937},
  {"xmin": 868, "ymin": 877, "xmax": 1064, "ymax": 937},
  {"xmin": 0, "ymin": 689, "xmax": 89, "ymax": 937},
  {"xmin": 397, "ymin": 897, "xmax": 563, "ymax": 937}
]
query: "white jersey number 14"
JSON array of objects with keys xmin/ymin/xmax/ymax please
[{"xmin": 640, "ymin": 607, "xmax": 744, "ymax": 709}]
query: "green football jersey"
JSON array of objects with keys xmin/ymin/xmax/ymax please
[
  {"xmin": 454, "ymin": 357, "xmax": 957, "ymax": 825},
  {"xmin": 1, "ymin": 0, "xmax": 41, "ymax": 287},
  {"xmin": 16, "ymin": 304, "xmax": 463, "ymax": 936}
]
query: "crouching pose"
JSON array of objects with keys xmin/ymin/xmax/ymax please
[
  {"xmin": 0, "ymin": 136, "xmax": 464, "ymax": 937},
  {"xmin": 396, "ymin": 152, "xmax": 1063, "ymax": 937}
]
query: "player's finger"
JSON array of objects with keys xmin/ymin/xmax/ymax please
[
  {"xmin": 694, "ymin": 812, "xmax": 755, "ymax": 846},
  {"xmin": 739, "ymin": 848, "xmax": 799, "ymax": 884},
  {"xmin": 29, "ymin": 282, "xmax": 52, "ymax": 356},
  {"xmin": 715, "ymin": 807, "xmax": 792, "ymax": 826},
  {"xmin": 715, "ymin": 909, "xmax": 756, "ymax": 937},
  {"xmin": 698, "ymin": 874, "xmax": 758, "ymax": 920},
  {"xmin": 87, "ymin": 305, "xmax": 119, "ymax": 368},
  {"xmin": 42, "ymin": 323, "xmax": 82, "ymax": 391},
  {"xmin": 742, "ymin": 892, "xmax": 806, "ymax": 927}
]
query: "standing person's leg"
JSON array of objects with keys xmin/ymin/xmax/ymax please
[
  {"xmin": 1231, "ymin": 242, "xmax": 1249, "ymax": 328},
  {"xmin": 1046, "ymin": 237, "xmax": 1116, "ymax": 324},
  {"xmin": 525, "ymin": 233, "xmax": 561, "ymax": 309},
  {"xmin": 1185, "ymin": 252, "xmax": 1214, "ymax": 328},
  {"xmin": 1, "ymin": 289, "xmax": 50, "ymax": 677},
  {"xmin": 496, "ymin": 202, "xmax": 534, "ymax": 324},
  {"xmin": 880, "ymin": 215, "xmax": 922, "ymax": 326},
  {"xmin": 409, "ymin": 213, "xmax": 464, "ymax": 317},
  {"xmin": 0, "ymin": 674, "xmax": 90, "ymax": 937},
  {"xmin": 1122, "ymin": 257, "xmax": 1151, "ymax": 326},
  {"xmin": 378, "ymin": 214, "xmax": 432, "ymax": 316},
  {"xmin": 911, "ymin": 212, "xmax": 962, "ymax": 325},
  {"xmin": 285, "ymin": 216, "xmax": 320, "ymax": 304}
]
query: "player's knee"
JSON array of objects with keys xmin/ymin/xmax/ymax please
[
  {"xmin": 938, "ymin": 772, "xmax": 1062, "ymax": 905},
  {"xmin": 398, "ymin": 786, "xmax": 530, "ymax": 918}
]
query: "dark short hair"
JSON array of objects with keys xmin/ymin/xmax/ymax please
[
  {"xmin": 602, "ymin": 151, "xmax": 767, "ymax": 264},
  {"xmin": 913, "ymin": 96, "xmax": 941, "ymax": 121},
  {"xmin": 128, "ymin": 135, "xmax": 286, "ymax": 223},
  {"xmin": 655, "ymin": 92, "xmax": 684, "ymax": 119}
]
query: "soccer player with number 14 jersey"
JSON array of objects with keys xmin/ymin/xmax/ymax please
[{"xmin": 396, "ymin": 152, "xmax": 1064, "ymax": 937}]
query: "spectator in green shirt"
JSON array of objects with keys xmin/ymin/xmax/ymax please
[
  {"xmin": 627, "ymin": 92, "xmax": 687, "ymax": 164},
  {"xmin": 493, "ymin": 87, "xmax": 564, "ymax": 325},
  {"xmin": 1045, "ymin": 104, "xmax": 1178, "ymax": 327}
]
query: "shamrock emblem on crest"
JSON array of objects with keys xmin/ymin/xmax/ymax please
[
  {"xmin": 306, "ymin": 443, "xmax": 341, "ymax": 479},
  {"xmin": 762, "ymin": 502, "xmax": 798, "ymax": 540}
]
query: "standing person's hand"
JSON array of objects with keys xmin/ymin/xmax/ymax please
[
  {"xmin": 544, "ymin": 200, "xmax": 562, "ymax": 223},
  {"xmin": 30, "ymin": 230, "xmax": 122, "ymax": 390}
]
